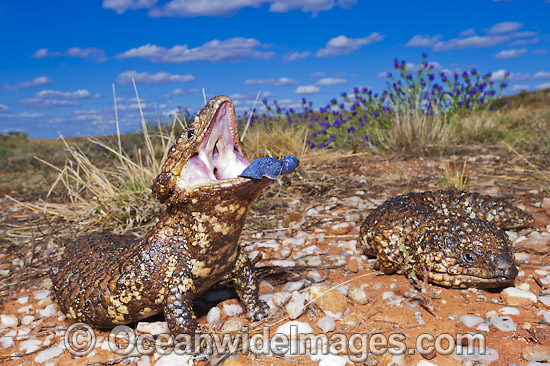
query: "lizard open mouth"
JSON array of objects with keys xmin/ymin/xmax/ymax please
[{"xmin": 178, "ymin": 100, "xmax": 250, "ymax": 189}]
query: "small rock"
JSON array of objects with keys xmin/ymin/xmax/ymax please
[
  {"xmin": 311, "ymin": 353, "xmax": 350, "ymax": 366},
  {"xmin": 498, "ymin": 306, "xmax": 520, "ymax": 315},
  {"xmin": 476, "ymin": 322, "xmax": 491, "ymax": 332},
  {"xmin": 306, "ymin": 285, "xmax": 349, "ymax": 316},
  {"xmin": 348, "ymin": 287, "xmax": 368, "ymax": 305},
  {"xmin": 346, "ymin": 258, "xmax": 359, "ymax": 273},
  {"xmin": 270, "ymin": 260, "xmax": 296, "ymax": 267},
  {"xmin": 17, "ymin": 297, "xmax": 29, "ymax": 305},
  {"xmin": 285, "ymin": 291, "xmax": 305, "ymax": 320},
  {"xmin": 206, "ymin": 307, "xmax": 221, "ymax": 327},
  {"xmin": 536, "ymin": 269, "xmax": 550, "ymax": 276},
  {"xmin": 454, "ymin": 345, "xmax": 499, "ymax": 363},
  {"xmin": 332, "ymin": 222, "xmax": 352, "ymax": 235},
  {"xmin": 21, "ymin": 315, "xmax": 35, "ymax": 325},
  {"xmin": 20, "ymin": 339, "xmax": 43, "ymax": 353},
  {"xmin": 35, "ymin": 345, "xmax": 63, "ymax": 363},
  {"xmin": 539, "ymin": 296, "xmax": 550, "ymax": 307},
  {"xmin": 1, "ymin": 330, "xmax": 16, "ymax": 348},
  {"xmin": 223, "ymin": 303, "xmax": 244, "ymax": 316},
  {"xmin": 275, "ymin": 321, "xmax": 313, "ymax": 336},
  {"xmin": 459, "ymin": 315, "xmax": 484, "ymax": 328},
  {"xmin": 282, "ymin": 280, "xmax": 306, "ymax": 292},
  {"xmin": 0, "ymin": 314, "xmax": 18, "ymax": 328},
  {"xmin": 514, "ymin": 251, "xmax": 529, "ymax": 260},
  {"xmin": 136, "ymin": 321, "xmax": 169, "ymax": 335},
  {"xmin": 33, "ymin": 290, "xmax": 51, "ymax": 301},
  {"xmin": 155, "ymin": 353, "xmax": 194, "ymax": 366},
  {"xmin": 272, "ymin": 292, "xmax": 292, "ymax": 307},
  {"xmin": 38, "ymin": 304, "xmax": 57, "ymax": 318},
  {"xmin": 542, "ymin": 198, "xmax": 550, "ymax": 210},
  {"xmin": 417, "ymin": 361, "xmax": 438, "ymax": 366},
  {"xmin": 538, "ymin": 310, "xmax": 550, "ymax": 323},
  {"xmin": 221, "ymin": 318, "xmax": 246, "ymax": 333},
  {"xmin": 316, "ymin": 316, "xmax": 336, "ymax": 333},
  {"xmin": 518, "ymin": 282, "xmax": 531, "ymax": 291},
  {"xmin": 522, "ymin": 345, "xmax": 550, "ymax": 363},
  {"xmin": 501, "ymin": 287, "xmax": 537, "ymax": 306},
  {"xmin": 489, "ymin": 315, "xmax": 516, "ymax": 332}
]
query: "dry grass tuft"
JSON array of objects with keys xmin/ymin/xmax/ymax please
[{"xmin": 438, "ymin": 160, "xmax": 469, "ymax": 191}]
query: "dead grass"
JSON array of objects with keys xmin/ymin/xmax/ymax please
[{"xmin": 438, "ymin": 160, "xmax": 469, "ymax": 191}]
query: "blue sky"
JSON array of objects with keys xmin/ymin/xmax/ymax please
[{"xmin": 1, "ymin": 0, "xmax": 549, "ymax": 138}]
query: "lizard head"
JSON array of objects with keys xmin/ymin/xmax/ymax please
[{"xmin": 152, "ymin": 96, "xmax": 262, "ymax": 204}]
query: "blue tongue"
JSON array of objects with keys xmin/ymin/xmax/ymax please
[{"xmin": 239, "ymin": 156, "xmax": 299, "ymax": 179}]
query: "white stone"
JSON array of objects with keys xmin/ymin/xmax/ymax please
[
  {"xmin": 536, "ymin": 269, "xmax": 550, "ymax": 276},
  {"xmin": 499, "ymin": 307, "xmax": 520, "ymax": 315},
  {"xmin": 155, "ymin": 352, "xmax": 194, "ymax": 366},
  {"xmin": 310, "ymin": 353, "xmax": 350, "ymax": 366},
  {"xmin": 223, "ymin": 303, "xmax": 244, "ymax": 317},
  {"xmin": 206, "ymin": 307, "xmax": 221, "ymax": 326},
  {"xmin": 476, "ymin": 322, "xmax": 491, "ymax": 332},
  {"xmin": 282, "ymin": 280, "xmax": 306, "ymax": 292},
  {"xmin": 489, "ymin": 315, "xmax": 516, "ymax": 332},
  {"xmin": 416, "ymin": 361, "xmax": 438, "ymax": 366},
  {"xmin": 539, "ymin": 296, "xmax": 550, "ymax": 307},
  {"xmin": 272, "ymin": 292, "xmax": 292, "ymax": 307},
  {"xmin": 34, "ymin": 346, "xmax": 63, "ymax": 363},
  {"xmin": 514, "ymin": 251, "xmax": 529, "ymax": 261},
  {"xmin": 17, "ymin": 297, "xmax": 28, "ymax": 305},
  {"xmin": 136, "ymin": 321, "xmax": 169, "ymax": 335},
  {"xmin": 20, "ymin": 339, "xmax": 43, "ymax": 353},
  {"xmin": 285, "ymin": 291, "xmax": 305, "ymax": 320},
  {"xmin": 33, "ymin": 290, "xmax": 51, "ymax": 300},
  {"xmin": 0, "ymin": 314, "xmax": 18, "ymax": 328},
  {"xmin": 538, "ymin": 310, "xmax": 550, "ymax": 323},
  {"xmin": 502, "ymin": 287, "xmax": 537, "ymax": 304},
  {"xmin": 39, "ymin": 304, "xmax": 57, "ymax": 318},
  {"xmin": 518, "ymin": 282, "xmax": 531, "ymax": 291},
  {"xmin": 17, "ymin": 306, "xmax": 32, "ymax": 314},
  {"xmin": 316, "ymin": 316, "xmax": 336, "ymax": 333},
  {"xmin": 454, "ymin": 345, "xmax": 499, "ymax": 363},
  {"xmin": 459, "ymin": 315, "xmax": 484, "ymax": 327},
  {"xmin": 1, "ymin": 330, "xmax": 16, "ymax": 348},
  {"xmin": 275, "ymin": 321, "xmax": 313, "ymax": 336},
  {"xmin": 269, "ymin": 260, "xmax": 296, "ymax": 267},
  {"xmin": 21, "ymin": 315, "xmax": 35, "ymax": 325}
]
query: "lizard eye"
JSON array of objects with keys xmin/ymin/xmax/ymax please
[
  {"xmin": 187, "ymin": 129, "xmax": 195, "ymax": 139},
  {"xmin": 462, "ymin": 252, "xmax": 476, "ymax": 264}
]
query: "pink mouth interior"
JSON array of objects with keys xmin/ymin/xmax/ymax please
[{"xmin": 180, "ymin": 102, "xmax": 250, "ymax": 188}]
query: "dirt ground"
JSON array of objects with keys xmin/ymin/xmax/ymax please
[{"xmin": 1, "ymin": 147, "xmax": 549, "ymax": 366}]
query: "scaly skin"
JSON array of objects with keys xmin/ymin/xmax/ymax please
[
  {"xmin": 359, "ymin": 190, "xmax": 534, "ymax": 288},
  {"xmin": 51, "ymin": 96, "xmax": 274, "ymax": 335}
]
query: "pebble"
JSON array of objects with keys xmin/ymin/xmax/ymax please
[
  {"xmin": 346, "ymin": 258, "xmax": 359, "ymax": 273},
  {"xmin": 539, "ymin": 296, "xmax": 550, "ymax": 307},
  {"xmin": 285, "ymin": 291, "xmax": 305, "ymax": 320},
  {"xmin": 306, "ymin": 285, "xmax": 349, "ymax": 317},
  {"xmin": 155, "ymin": 353, "xmax": 194, "ymax": 366},
  {"xmin": 206, "ymin": 307, "xmax": 221, "ymax": 327},
  {"xmin": 498, "ymin": 306, "xmax": 520, "ymax": 315},
  {"xmin": 270, "ymin": 260, "xmax": 296, "ymax": 267},
  {"xmin": 33, "ymin": 290, "xmax": 51, "ymax": 300},
  {"xmin": 501, "ymin": 287, "xmax": 537, "ymax": 306},
  {"xmin": 221, "ymin": 318, "xmax": 246, "ymax": 333},
  {"xmin": 282, "ymin": 280, "xmax": 307, "ymax": 292},
  {"xmin": 538, "ymin": 310, "xmax": 550, "ymax": 323},
  {"xmin": 310, "ymin": 353, "xmax": 350, "ymax": 366},
  {"xmin": 35, "ymin": 345, "xmax": 63, "ymax": 363},
  {"xmin": 453, "ymin": 345, "xmax": 499, "ymax": 363},
  {"xmin": 0, "ymin": 314, "xmax": 18, "ymax": 328},
  {"xmin": 459, "ymin": 315, "xmax": 484, "ymax": 327},
  {"xmin": 272, "ymin": 292, "xmax": 292, "ymax": 307},
  {"xmin": 17, "ymin": 297, "xmax": 28, "ymax": 305},
  {"xmin": 275, "ymin": 321, "xmax": 313, "ymax": 336},
  {"xmin": 348, "ymin": 287, "xmax": 368, "ymax": 305},
  {"xmin": 1, "ymin": 330, "xmax": 16, "ymax": 348},
  {"xmin": 21, "ymin": 315, "xmax": 35, "ymax": 325},
  {"xmin": 223, "ymin": 303, "xmax": 244, "ymax": 316},
  {"xmin": 316, "ymin": 316, "xmax": 336, "ymax": 333},
  {"xmin": 476, "ymin": 322, "xmax": 491, "ymax": 332},
  {"xmin": 488, "ymin": 315, "xmax": 516, "ymax": 332},
  {"xmin": 38, "ymin": 304, "xmax": 57, "ymax": 318},
  {"xmin": 522, "ymin": 345, "xmax": 550, "ymax": 363},
  {"xmin": 136, "ymin": 321, "xmax": 169, "ymax": 335},
  {"xmin": 20, "ymin": 339, "xmax": 43, "ymax": 353},
  {"xmin": 417, "ymin": 361, "xmax": 438, "ymax": 366}
]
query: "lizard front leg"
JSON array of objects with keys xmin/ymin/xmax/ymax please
[
  {"xmin": 163, "ymin": 265, "xmax": 198, "ymax": 335},
  {"xmin": 226, "ymin": 247, "xmax": 269, "ymax": 321}
]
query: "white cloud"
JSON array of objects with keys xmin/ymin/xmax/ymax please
[
  {"xmin": 494, "ymin": 48, "xmax": 527, "ymax": 59},
  {"xmin": 310, "ymin": 72, "xmax": 325, "ymax": 77},
  {"xmin": 294, "ymin": 85, "xmax": 320, "ymax": 94},
  {"xmin": 533, "ymin": 49, "xmax": 548, "ymax": 55},
  {"xmin": 283, "ymin": 51, "xmax": 310, "ymax": 62},
  {"xmin": 110, "ymin": 0, "xmax": 357, "ymax": 17},
  {"xmin": 243, "ymin": 77, "xmax": 297, "ymax": 86},
  {"xmin": 163, "ymin": 88, "xmax": 200, "ymax": 98},
  {"xmin": 406, "ymin": 34, "xmax": 442, "ymax": 48},
  {"xmin": 116, "ymin": 71, "xmax": 195, "ymax": 84},
  {"xmin": 1, "ymin": 76, "xmax": 52, "ymax": 91},
  {"xmin": 116, "ymin": 38, "xmax": 273, "ymax": 62},
  {"xmin": 434, "ymin": 35, "xmax": 508, "ymax": 51},
  {"xmin": 509, "ymin": 84, "xmax": 530, "ymax": 92},
  {"xmin": 537, "ymin": 83, "xmax": 550, "ymax": 90},
  {"xmin": 102, "ymin": 0, "xmax": 158, "ymax": 14},
  {"xmin": 316, "ymin": 33, "xmax": 384, "ymax": 57},
  {"xmin": 508, "ymin": 38, "xmax": 539, "ymax": 47},
  {"xmin": 36, "ymin": 89, "xmax": 93, "ymax": 99},
  {"xmin": 490, "ymin": 69, "xmax": 531, "ymax": 82},
  {"xmin": 534, "ymin": 71, "xmax": 550, "ymax": 80},
  {"xmin": 0, "ymin": 104, "xmax": 8, "ymax": 112},
  {"xmin": 459, "ymin": 28, "xmax": 476, "ymax": 37},
  {"xmin": 486, "ymin": 21, "xmax": 523, "ymax": 35},
  {"xmin": 30, "ymin": 47, "xmax": 107, "ymax": 61},
  {"xmin": 315, "ymin": 77, "xmax": 346, "ymax": 85},
  {"xmin": 21, "ymin": 98, "xmax": 80, "ymax": 108}
]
